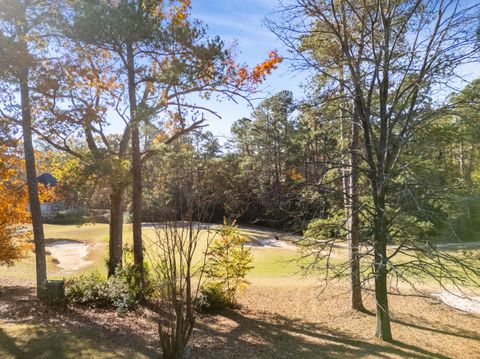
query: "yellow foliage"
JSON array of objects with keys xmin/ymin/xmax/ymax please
[
  {"xmin": 289, "ymin": 168, "xmax": 304, "ymax": 182},
  {"xmin": 169, "ymin": 0, "xmax": 191, "ymax": 26},
  {"xmin": 38, "ymin": 183, "xmax": 56, "ymax": 203}
]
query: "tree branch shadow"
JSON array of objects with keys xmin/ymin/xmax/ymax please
[
  {"xmin": 361, "ymin": 309, "xmax": 480, "ymax": 341},
  {"xmin": 194, "ymin": 310, "xmax": 454, "ymax": 359},
  {"xmin": 0, "ymin": 285, "xmax": 158, "ymax": 358},
  {"xmin": 0, "ymin": 328, "xmax": 26, "ymax": 358}
]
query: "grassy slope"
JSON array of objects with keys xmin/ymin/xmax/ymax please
[
  {"xmin": 0, "ymin": 223, "xmax": 309, "ymax": 282},
  {"xmin": 1, "ymin": 223, "xmax": 479, "ymax": 358},
  {"xmin": 1, "ymin": 223, "xmax": 477, "ymax": 285}
]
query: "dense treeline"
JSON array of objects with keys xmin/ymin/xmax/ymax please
[
  {"xmin": 53, "ymin": 81, "xmax": 480, "ymax": 240},
  {"xmin": 134, "ymin": 79, "xmax": 480, "ymax": 239},
  {"xmin": 144, "ymin": 90, "xmax": 335, "ymax": 230},
  {"xmin": 60, "ymin": 89, "xmax": 337, "ymax": 231}
]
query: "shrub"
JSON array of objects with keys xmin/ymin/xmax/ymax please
[
  {"xmin": 65, "ymin": 271, "xmax": 138, "ymax": 314},
  {"xmin": 194, "ymin": 283, "xmax": 232, "ymax": 313},
  {"xmin": 304, "ymin": 210, "xmax": 347, "ymax": 244},
  {"xmin": 46, "ymin": 209, "xmax": 88, "ymax": 225},
  {"xmin": 149, "ymin": 221, "xmax": 214, "ymax": 359},
  {"xmin": 205, "ymin": 218, "xmax": 254, "ymax": 306},
  {"xmin": 118, "ymin": 245, "xmax": 155, "ymax": 299}
]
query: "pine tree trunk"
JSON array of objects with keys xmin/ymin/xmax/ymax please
[
  {"xmin": 340, "ymin": 72, "xmax": 365, "ymax": 312},
  {"xmin": 108, "ymin": 186, "xmax": 125, "ymax": 276},
  {"xmin": 348, "ymin": 115, "xmax": 365, "ymax": 312},
  {"xmin": 20, "ymin": 67, "xmax": 47, "ymax": 297},
  {"xmin": 127, "ymin": 43, "xmax": 144, "ymax": 276}
]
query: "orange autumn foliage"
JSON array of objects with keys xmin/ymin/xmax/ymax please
[
  {"xmin": 234, "ymin": 50, "xmax": 283, "ymax": 87},
  {"xmin": 289, "ymin": 168, "xmax": 304, "ymax": 182},
  {"xmin": 0, "ymin": 148, "xmax": 32, "ymax": 266},
  {"xmin": 135, "ymin": 0, "xmax": 191, "ymax": 26},
  {"xmin": 252, "ymin": 50, "xmax": 283, "ymax": 82}
]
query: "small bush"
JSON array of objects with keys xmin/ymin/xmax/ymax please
[
  {"xmin": 118, "ymin": 246, "xmax": 155, "ymax": 299},
  {"xmin": 205, "ymin": 218, "xmax": 254, "ymax": 306},
  {"xmin": 65, "ymin": 272, "xmax": 138, "ymax": 314},
  {"xmin": 194, "ymin": 283, "xmax": 232, "ymax": 313}
]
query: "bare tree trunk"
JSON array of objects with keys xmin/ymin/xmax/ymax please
[
  {"xmin": 348, "ymin": 113, "xmax": 365, "ymax": 312},
  {"xmin": 108, "ymin": 186, "xmax": 125, "ymax": 276},
  {"xmin": 459, "ymin": 136, "xmax": 465, "ymax": 180},
  {"xmin": 340, "ymin": 72, "xmax": 365, "ymax": 312},
  {"xmin": 342, "ymin": 143, "xmax": 365, "ymax": 311},
  {"xmin": 127, "ymin": 42, "xmax": 144, "ymax": 276},
  {"xmin": 466, "ymin": 144, "xmax": 474, "ymax": 186},
  {"xmin": 20, "ymin": 67, "xmax": 47, "ymax": 297},
  {"xmin": 359, "ymin": 104, "xmax": 393, "ymax": 340},
  {"xmin": 373, "ymin": 204, "xmax": 392, "ymax": 341},
  {"xmin": 374, "ymin": 10, "xmax": 393, "ymax": 339}
]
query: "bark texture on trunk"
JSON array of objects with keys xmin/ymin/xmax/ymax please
[
  {"xmin": 127, "ymin": 43, "xmax": 144, "ymax": 275},
  {"xmin": 108, "ymin": 186, "xmax": 125, "ymax": 276},
  {"xmin": 348, "ymin": 116, "xmax": 365, "ymax": 312},
  {"xmin": 373, "ymin": 195, "xmax": 392, "ymax": 341},
  {"xmin": 340, "ymin": 74, "xmax": 365, "ymax": 312},
  {"xmin": 20, "ymin": 68, "xmax": 47, "ymax": 297}
]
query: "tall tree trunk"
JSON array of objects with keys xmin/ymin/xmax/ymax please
[
  {"xmin": 108, "ymin": 185, "xmax": 125, "ymax": 276},
  {"xmin": 358, "ymin": 96, "xmax": 393, "ymax": 340},
  {"xmin": 340, "ymin": 71, "xmax": 365, "ymax": 312},
  {"xmin": 374, "ymin": 13, "xmax": 393, "ymax": 339},
  {"xmin": 127, "ymin": 43, "xmax": 144, "ymax": 276},
  {"xmin": 20, "ymin": 67, "xmax": 47, "ymax": 297},
  {"xmin": 373, "ymin": 204, "xmax": 392, "ymax": 341},
  {"xmin": 348, "ymin": 113, "xmax": 365, "ymax": 312}
]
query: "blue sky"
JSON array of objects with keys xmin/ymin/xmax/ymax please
[
  {"xmin": 110, "ymin": 0, "xmax": 478, "ymax": 140},
  {"xmin": 103, "ymin": 1, "xmax": 300, "ymax": 138},
  {"xmin": 190, "ymin": 0, "xmax": 480, "ymax": 139},
  {"xmin": 190, "ymin": 0, "xmax": 304, "ymax": 139}
]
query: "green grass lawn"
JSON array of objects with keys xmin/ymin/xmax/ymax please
[
  {"xmin": 0, "ymin": 223, "xmax": 312, "ymax": 358},
  {"xmin": 0, "ymin": 224, "xmax": 108, "ymax": 282},
  {"xmin": 1, "ymin": 223, "xmax": 477, "ymax": 287},
  {"xmin": 0, "ymin": 223, "xmax": 312, "ymax": 283}
]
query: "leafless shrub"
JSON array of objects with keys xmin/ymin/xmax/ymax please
[{"xmin": 147, "ymin": 221, "xmax": 215, "ymax": 359}]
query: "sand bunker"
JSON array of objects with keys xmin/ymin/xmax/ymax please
[
  {"xmin": 245, "ymin": 237, "xmax": 297, "ymax": 249},
  {"xmin": 46, "ymin": 241, "xmax": 93, "ymax": 272},
  {"xmin": 434, "ymin": 291, "xmax": 480, "ymax": 314}
]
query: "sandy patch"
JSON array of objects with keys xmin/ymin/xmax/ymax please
[
  {"xmin": 245, "ymin": 237, "xmax": 297, "ymax": 249},
  {"xmin": 434, "ymin": 291, "xmax": 480, "ymax": 314},
  {"xmin": 46, "ymin": 241, "xmax": 94, "ymax": 272}
]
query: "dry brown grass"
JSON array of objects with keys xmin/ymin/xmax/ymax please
[
  {"xmin": 192, "ymin": 281, "xmax": 479, "ymax": 358},
  {"xmin": 1, "ymin": 279, "xmax": 478, "ymax": 358}
]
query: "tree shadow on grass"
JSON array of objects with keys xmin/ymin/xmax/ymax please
[
  {"xmin": 361, "ymin": 309, "xmax": 480, "ymax": 341},
  {"xmin": 194, "ymin": 310, "xmax": 454, "ymax": 359},
  {"xmin": 0, "ymin": 325, "xmax": 135, "ymax": 359},
  {"xmin": 2, "ymin": 286, "xmax": 477, "ymax": 358},
  {"xmin": 0, "ymin": 286, "xmax": 158, "ymax": 358},
  {"xmin": 0, "ymin": 328, "xmax": 25, "ymax": 358}
]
